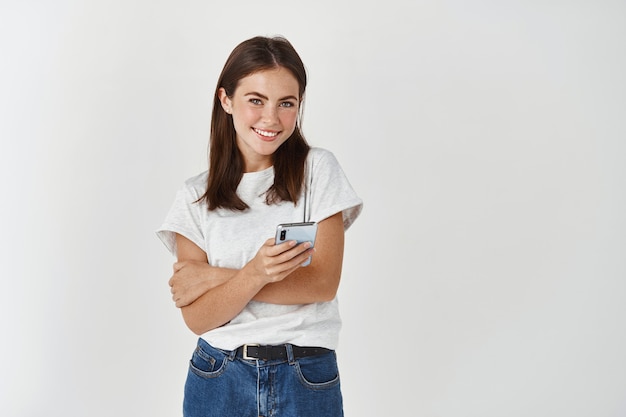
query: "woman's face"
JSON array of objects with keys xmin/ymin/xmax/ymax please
[{"xmin": 219, "ymin": 67, "xmax": 300, "ymax": 172}]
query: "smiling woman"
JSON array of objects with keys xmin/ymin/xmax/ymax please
[
  {"xmin": 156, "ymin": 36, "xmax": 362, "ymax": 417},
  {"xmin": 199, "ymin": 37, "xmax": 312, "ymax": 212}
]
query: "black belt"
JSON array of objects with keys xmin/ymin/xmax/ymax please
[{"xmin": 236, "ymin": 344, "xmax": 331, "ymax": 361}]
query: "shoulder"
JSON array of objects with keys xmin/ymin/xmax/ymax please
[
  {"xmin": 308, "ymin": 146, "xmax": 334, "ymax": 161},
  {"xmin": 307, "ymin": 147, "xmax": 340, "ymax": 167},
  {"xmin": 180, "ymin": 170, "xmax": 208, "ymax": 199},
  {"xmin": 183, "ymin": 170, "xmax": 208, "ymax": 188},
  {"xmin": 307, "ymin": 147, "xmax": 343, "ymax": 172}
]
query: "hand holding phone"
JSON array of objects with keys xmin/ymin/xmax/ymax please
[{"xmin": 275, "ymin": 222, "xmax": 318, "ymax": 266}]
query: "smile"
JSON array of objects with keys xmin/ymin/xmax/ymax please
[{"xmin": 253, "ymin": 128, "xmax": 280, "ymax": 138}]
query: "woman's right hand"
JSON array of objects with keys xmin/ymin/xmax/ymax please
[{"xmin": 245, "ymin": 238, "xmax": 315, "ymax": 284}]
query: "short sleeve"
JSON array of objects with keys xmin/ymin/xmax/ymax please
[
  {"xmin": 156, "ymin": 175, "xmax": 207, "ymax": 257},
  {"xmin": 307, "ymin": 149, "xmax": 363, "ymax": 230}
]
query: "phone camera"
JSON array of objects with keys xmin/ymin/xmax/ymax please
[{"xmin": 280, "ymin": 230, "xmax": 286, "ymax": 241}]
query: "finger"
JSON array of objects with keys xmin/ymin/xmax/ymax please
[
  {"xmin": 294, "ymin": 247, "xmax": 315, "ymax": 265},
  {"xmin": 278, "ymin": 241, "xmax": 312, "ymax": 262},
  {"xmin": 269, "ymin": 239, "xmax": 298, "ymax": 256},
  {"xmin": 175, "ymin": 297, "xmax": 189, "ymax": 308},
  {"xmin": 270, "ymin": 246, "xmax": 315, "ymax": 276},
  {"xmin": 295, "ymin": 241, "xmax": 314, "ymax": 253},
  {"xmin": 285, "ymin": 247, "xmax": 315, "ymax": 270},
  {"xmin": 271, "ymin": 261, "xmax": 303, "ymax": 283}
]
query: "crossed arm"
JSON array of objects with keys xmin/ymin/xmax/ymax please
[{"xmin": 169, "ymin": 212, "xmax": 345, "ymax": 335}]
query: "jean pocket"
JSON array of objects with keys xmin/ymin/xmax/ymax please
[
  {"xmin": 294, "ymin": 352, "xmax": 340, "ymax": 390},
  {"xmin": 188, "ymin": 344, "xmax": 229, "ymax": 378}
]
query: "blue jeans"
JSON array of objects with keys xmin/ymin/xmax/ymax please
[{"xmin": 183, "ymin": 338, "xmax": 344, "ymax": 417}]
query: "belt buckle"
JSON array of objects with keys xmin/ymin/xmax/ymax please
[{"xmin": 242, "ymin": 344, "xmax": 259, "ymax": 360}]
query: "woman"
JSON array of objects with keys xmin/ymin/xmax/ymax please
[{"xmin": 157, "ymin": 36, "xmax": 362, "ymax": 417}]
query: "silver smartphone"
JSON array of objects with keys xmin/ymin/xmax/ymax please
[{"xmin": 275, "ymin": 222, "xmax": 318, "ymax": 266}]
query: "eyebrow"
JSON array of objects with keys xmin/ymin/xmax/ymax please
[{"xmin": 244, "ymin": 92, "xmax": 298, "ymax": 101}]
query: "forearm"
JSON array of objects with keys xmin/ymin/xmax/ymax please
[
  {"xmin": 253, "ymin": 265, "xmax": 341, "ymax": 304},
  {"xmin": 181, "ymin": 266, "xmax": 265, "ymax": 335},
  {"xmin": 205, "ymin": 264, "xmax": 340, "ymax": 305}
]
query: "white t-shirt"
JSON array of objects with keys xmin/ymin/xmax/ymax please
[{"xmin": 157, "ymin": 147, "xmax": 362, "ymax": 350}]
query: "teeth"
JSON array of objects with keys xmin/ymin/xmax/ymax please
[{"xmin": 254, "ymin": 128, "xmax": 279, "ymax": 137}]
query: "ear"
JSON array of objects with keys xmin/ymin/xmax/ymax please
[{"xmin": 218, "ymin": 87, "xmax": 232, "ymax": 114}]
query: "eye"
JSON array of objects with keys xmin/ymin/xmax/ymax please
[
  {"xmin": 280, "ymin": 101, "xmax": 296, "ymax": 108},
  {"xmin": 249, "ymin": 98, "xmax": 262, "ymax": 105}
]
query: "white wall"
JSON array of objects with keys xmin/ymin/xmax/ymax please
[{"xmin": 1, "ymin": 1, "xmax": 625, "ymax": 416}]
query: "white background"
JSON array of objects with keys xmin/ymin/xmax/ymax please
[{"xmin": 1, "ymin": 1, "xmax": 625, "ymax": 416}]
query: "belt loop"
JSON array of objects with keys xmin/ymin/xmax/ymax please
[
  {"xmin": 226, "ymin": 347, "xmax": 237, "ymax": 361},
  {"xmin": 286, "ymin": 344, "xmax": 296, "ymax": 365}
]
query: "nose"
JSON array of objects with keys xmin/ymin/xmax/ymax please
[{"xmin": 262, "ymin": 105, "xmax": 279, "ymax": 124}]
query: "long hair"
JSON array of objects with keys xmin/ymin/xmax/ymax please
[{"xmin": 199, "ymin": 36, "xmax": 310, "ymax": 211}]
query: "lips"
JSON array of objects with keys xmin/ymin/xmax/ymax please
[{"xmin": 253, "ymin": 127, "xmax": 280, "ymax": 140}]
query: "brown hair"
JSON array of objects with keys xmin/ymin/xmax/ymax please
[{"xmin": 199, "ymin": 36, "xmax": 310, "ymax": 211}]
